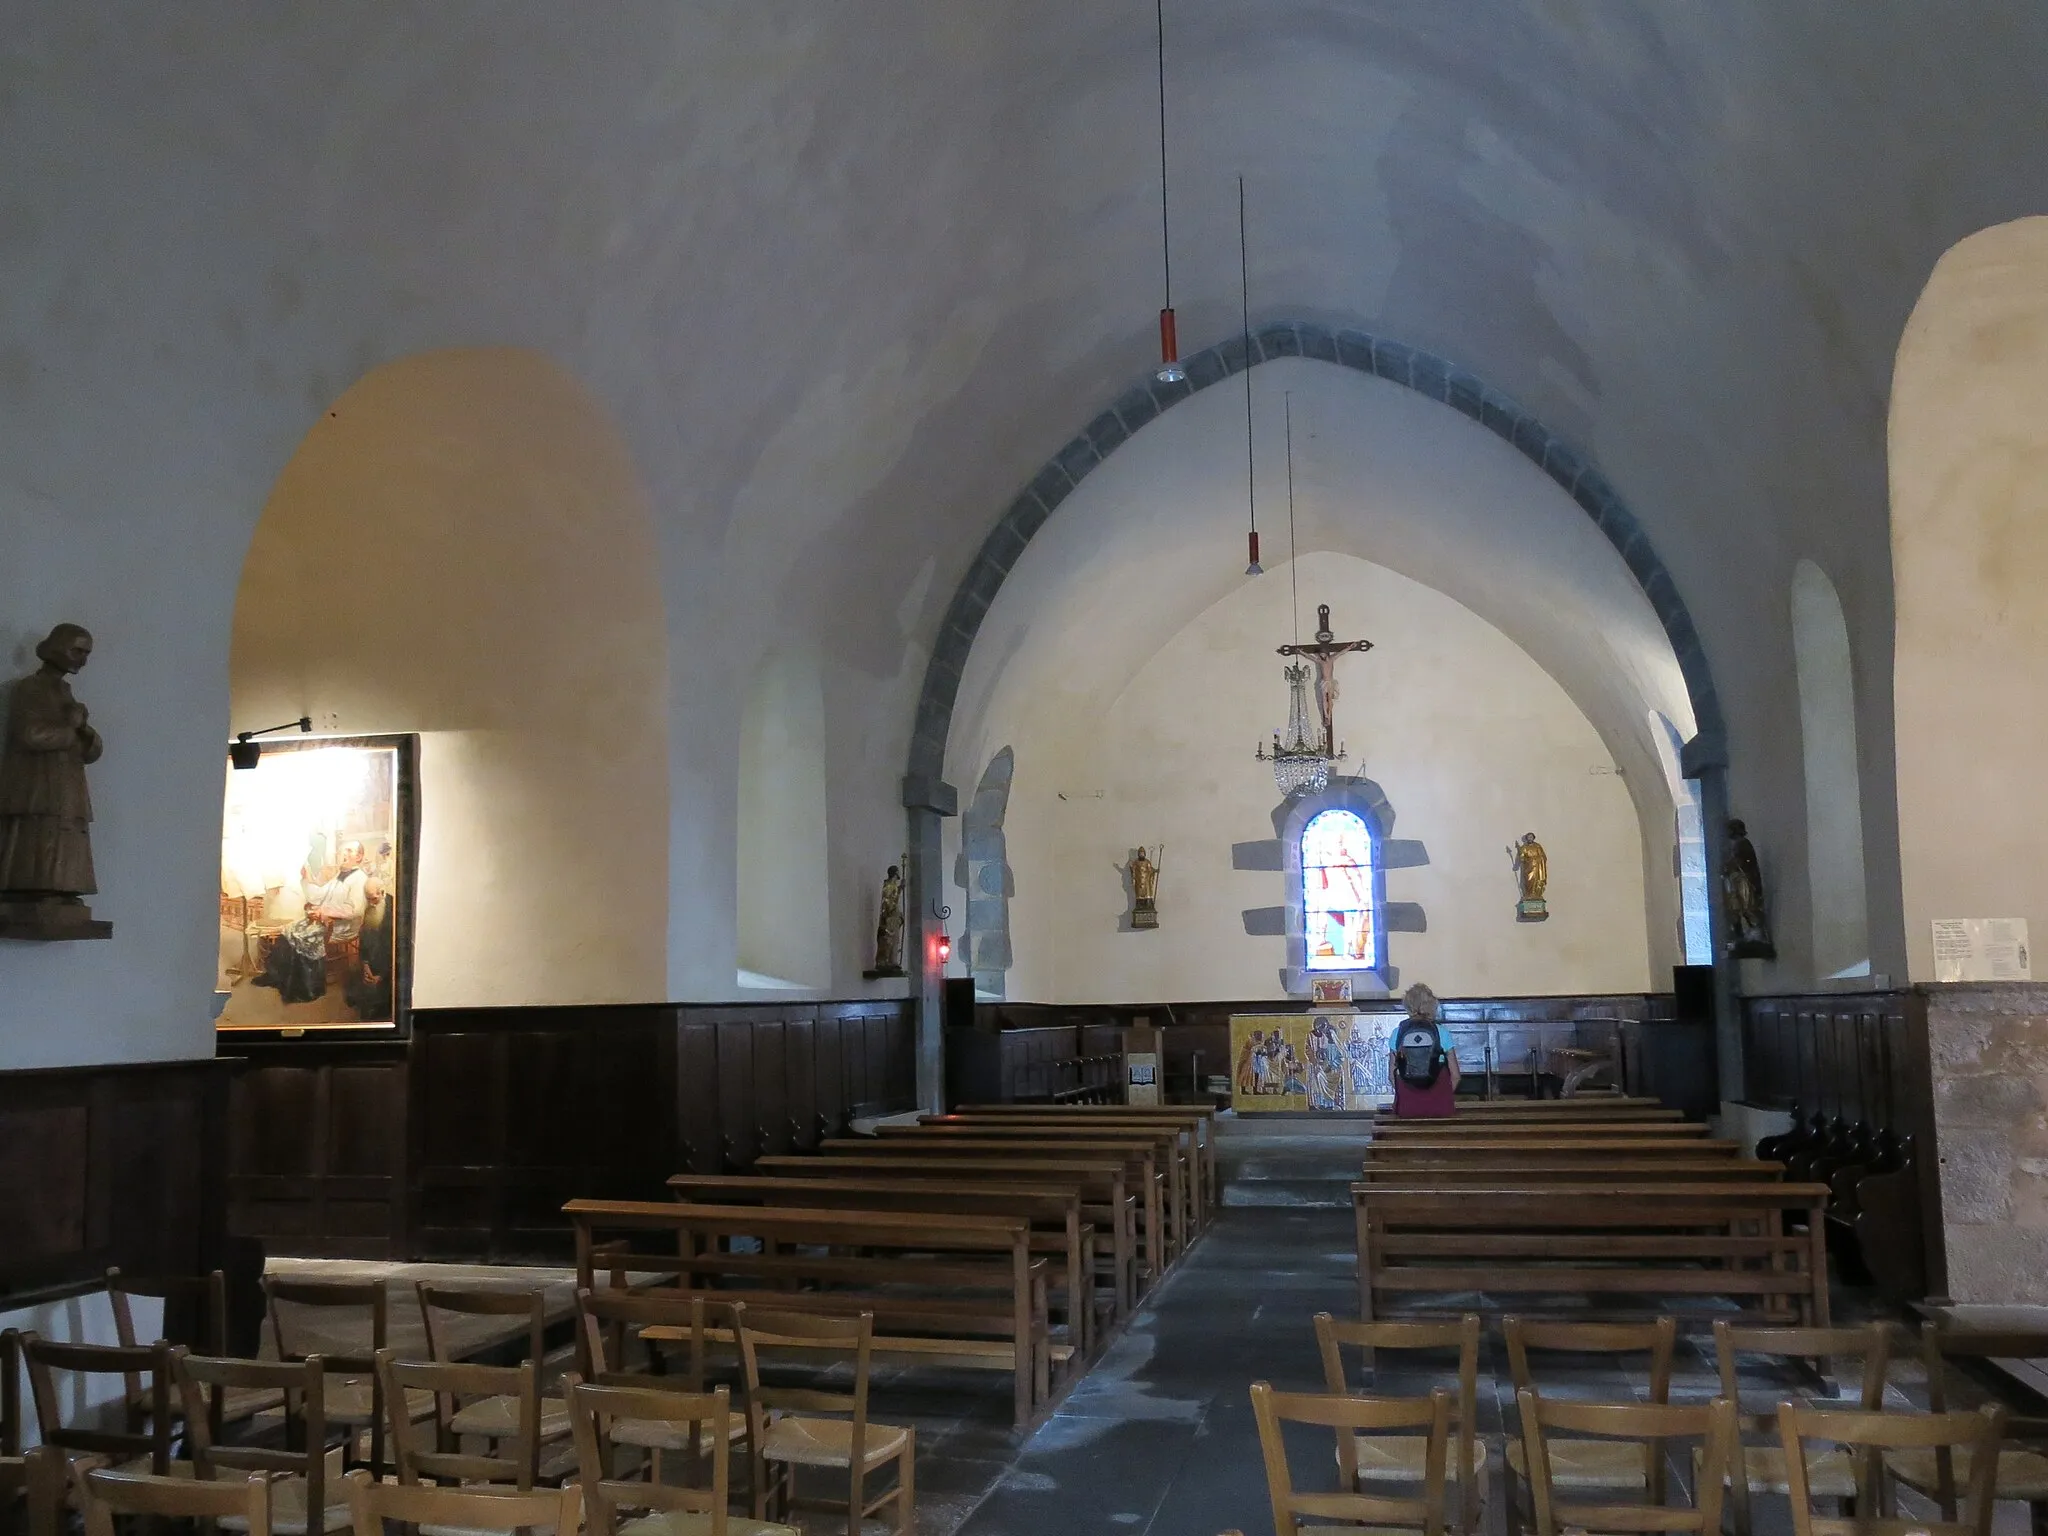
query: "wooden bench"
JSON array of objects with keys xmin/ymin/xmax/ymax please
[
  {"xmin": 754, "ymin": 1152, "xmax": 1138, "ymax": 1316},
  {"xmin": 1369, "ymin": 1106, "xmax": 1682, "ymax": 1124},
  {"xmin": 564, "ymin": 1198, "xmax": 1047, "ymax": 1425},
  {"xmin": 883, "ymin": 1121, "xmax": 1195, "ymax": 1256},
  {"xmin": 665, "ymin": 1173, "xmax": 1100, "ymax": 1355},
  {"xmin": 949, "ymin": 1105, "xmax": 1222, "ymax": 1207},
  {"xmin": 1351, "ymin": 1181, "xmax": 1832, "ymax": 1325},
  {"xmin": 817, "ymin": 1136, "xmax": 1168, "ymax": 1291},
  {"xmin": 1357, "ymin": 1158, "xmax": 1785, "ymax": 1184},
  {"xmin": 923, "ymin": 1110, "xmax": 1217, "ymax": 1222},
  {"xmin": 1362, "ymin": 1137, "xmax": 1745, "ymax": 1163},
  {"xmin": 1372, "ymin": 1119, "xmax": 1708, "ymax": 1138}
]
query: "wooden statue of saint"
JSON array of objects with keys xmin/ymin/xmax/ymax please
[
  {"xmin": 0, "ymin": 623, "xmax": 111, "ymax": 937},
  {"xmin": 1723, "ymin": 818, "xmax": 1775, "ymax": 959},
  {"xmin": 865, "ymin": 863, "xmax": 906, "ymax": 977}
]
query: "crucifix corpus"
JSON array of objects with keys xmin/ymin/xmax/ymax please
[{"xmin": 1278, "ymin": 604, "xmax": 1372, "ymax": 755}]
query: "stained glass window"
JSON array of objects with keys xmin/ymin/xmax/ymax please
[{"xmin": 1301, "ymin": 808, "xmax": 1379, "ymax": 971}]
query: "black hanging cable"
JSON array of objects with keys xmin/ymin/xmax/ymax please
[
  {"xmin": 1286, "ymin": 392, "xmax": 1301, "ymax": 646},
  {"xmin": 1156, "ymin": 0, "xmax": 1171, "ymax": 310},
  {"xmin": 1241, "ymin": 176, "xmax": 1260, "ymax": 573}
]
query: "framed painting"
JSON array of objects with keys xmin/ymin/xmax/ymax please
[
  {"xmin": 215, "ymin": 734, "xmax": 419, "ymax": 1040},
  {"xmin": 1229, "ymin": 1011, "xmax": 1381, "ymax": 1113}
]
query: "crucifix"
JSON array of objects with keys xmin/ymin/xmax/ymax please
[{"xmin": 1277, "ymin": 604, "xmax": 1373, "ymax": 755}]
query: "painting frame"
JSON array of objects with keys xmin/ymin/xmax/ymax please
[{"xmin": 214, "ymin": 732, "xmax": 420, "ymax": 1043}]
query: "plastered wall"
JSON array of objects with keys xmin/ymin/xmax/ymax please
[
  {"xmin": 993, "ymin": 553, "xmax": 1653, "ymax": 1002},
  {"xmin": 231, "ymin": 350, "xmax": 671, "ymax": 1008},
  {"xmin": 1891, "ymin": 219, "xmax": 2048, "ymax": 981}
]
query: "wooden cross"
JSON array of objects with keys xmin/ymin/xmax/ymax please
[{"xmin": 1277, "ymin": 604, "xmax": 1372, "ymax": 756}]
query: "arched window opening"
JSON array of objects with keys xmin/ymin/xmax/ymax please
[
  {"xmin": 1651, "ymin": 713, "xmax": 1713, "ymax": 966},
  {"xmin": 1791, "ymin": 560, "xmax": 1869, "ymax": 978},
  {"xmin": 737, "ymin": 648, "xmax": 831, "ymax": 989},
  {"xmin": 1301, "ymin": 808, "xmax": 1381, "ymax": 972}
]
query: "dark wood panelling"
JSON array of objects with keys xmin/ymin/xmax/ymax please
[
  {"xmin": 0, "ymin": 1059, "xmax": 231, "ymax": 1303},
  {"xmin": 225, "ymin": 999, "xmax": 915, "ymax": 1262},
  {"xmin": 226, "ymin": 1047, "xmax": 408, "ymax": 1259},
  {"xmin": 1740, "ymin": 990, "xmax": 1941, "ymax": 1296}
]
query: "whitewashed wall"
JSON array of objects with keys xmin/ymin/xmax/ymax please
[{"xmin": 991, "ymin": 552, "xmax": 1652, "ymax": 1002}]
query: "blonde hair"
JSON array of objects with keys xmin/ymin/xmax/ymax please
[{"xmin": 1402, "ymin": 982, "xmax": 1439, "ymax": 1019}]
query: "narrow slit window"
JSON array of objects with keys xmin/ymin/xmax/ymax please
[{"xmin": 1301, "ymin": 808, "xmax": 1379, "ymax": 971}]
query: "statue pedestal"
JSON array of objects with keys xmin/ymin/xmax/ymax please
[
  {"xmin": 862, "ymin": 964, "xmax": 906, "ymax": 980},
  {"xmin": 0, "ymin": 897, "xmax": 112, "ymax": 941},
  {"xmin": 1131, "ymin": 898, "xmax": 1159, "ymax": 930},
  {"xmin": 1516, "ymin": 898, "xmax": 1549, "ymax": 923}
]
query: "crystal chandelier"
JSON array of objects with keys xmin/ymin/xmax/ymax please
[{"xmin": 1258, "ymin": 662, "xmax": 1334, "ymax": 795}]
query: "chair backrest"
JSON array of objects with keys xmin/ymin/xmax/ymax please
[
  {"xmin": 574, "ymin": 1286, "xmax": 713, "ymax": 1390},
  {"xmin": 106, "ymin": 1267, "xmax": 230, "ymax": 1439},
  {"xmin": 1518, "ymin": 1390, "xmax": 1735, "ymax": 1536},
  {"xmin": 377, "ymin": 1349, "xmax": 539, "ymax": 1490},
  {"xmin": 176, "ymin": 1348, "xmax": 333, "ymax": 1530},
  {"xmin": 20, "ymin": 1335, "xmax": 172, "ymax": 1473},
  {"xmin": 264, "ymin": 1277, "xmax": 388, "ymax": 1373},
  {"xmin": 82, "ymin": 1466, "xmax": 271, "ymax": 1536},
  {"xmin": 1504, "ymin": 1316, "xmax": 1677, "ymax": 1405},
  {"xmin": 568, "ymin": 1379, "xmax": 732, "ymax": 1536},
  {"xmin": 1314, "ymin": 1313, "xmax": 1481, "ymax": 1530},
  {"xmin": 735, "ymin": 1305, "xmax": 873, "ymax": 1457},
  {"xmin": 1915, "ymin": 1322, "xmax": 2048, "ymax": 1520},
  {"xmin": 342, "ymin": 1467, "xmax": 580, "ymax": 1536},
  {"xmin": 1249, "ymin": 1381, "xmax": 1451, "ymax": 1536},
  {"xmin": 1711, "ymin": 1321, "xmax": 1893, "ymax": 1430},
  {"xmin": 1777, "ymin": 1401, "xmax": 2004, "ymax": 1536},
  {"xmin": 416, "ymin": 1282, "xmax": 547, "ymax": 1370},
  {"xmin": 1, "ymin": 1329, "xmax": 19, "ymax": 1460}
]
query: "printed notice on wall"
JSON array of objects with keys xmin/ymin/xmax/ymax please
[{"xmin": 1931, "ymin": 918, "xmax": 2032, "ymax": 982}]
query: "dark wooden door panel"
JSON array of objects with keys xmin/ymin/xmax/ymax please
[
  {"xmin": 677, "ymin": 1020, "xmax": 719, "ymax": 1174},
  {"xmin": 752, "ymin": 1020, "xmax": 790, "ymax": 1158},
  {"xmin": 784, "ymin": 1017, "xmax": 817, "ymax": 1150}
]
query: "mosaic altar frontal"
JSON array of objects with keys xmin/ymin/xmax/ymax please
[{"xmin": 1231, "ymin": 1011, "xmax": 1399, "ymax": 1112}]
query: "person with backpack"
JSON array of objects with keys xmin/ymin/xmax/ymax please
[{"xmin": 1389, "ymin": 982, "xmax": 1461, "ymax": 1117}]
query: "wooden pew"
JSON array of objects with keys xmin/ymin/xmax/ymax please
[
  {"xmin": 926, "ymin": 1110, "xmax": 1219, "ymax": 1218},
  {"xmin": 881, "ymin": 1122, "xmax": 1195, "ymax": 1255},
  {"xmin": 1351, "ymin": 1180, "xmax": 1832, "ymax": 1325},
  {"xmin": 815, "ymin": 1137, "xmax": 1168, "ymax": 1290},
  {"xmin": 1368, "ymin": 1105, "xmax": 1682, "ymax": 1124},
  {"xmin": 1372, "ymin": 1120, "xmax": 1708, "ymax": 1138},
  {"xmin": 1361, "ymin": 1138, "xmax": 1745, "ymax": 1163},
  {"xmin": 1410, "ymin": 1095, "xmax": 1665, "ymax": 1112},
  {"xmin": 754, "ymin": 1153, "xmax": 1138, "ymax": 1316},
  {"xmin": 950, "ymin": 1105, "xmax": 1222, "ymax": 1206},
  {"xmin": 665, "ymin": 1173, "xmax": 1100, "ymax": 1354},
  {"xmin": 1356, "ymin": 1159, "xmax": 1785, "ymax": 1184},
  {"xmin": 564, "ymin": 1198, "xmax": 1046, "ymax": 1426}
]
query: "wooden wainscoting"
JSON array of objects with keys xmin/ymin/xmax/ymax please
[
  {"xmin": 1739, "ymin": 990, "xmax": 1942, "ymax": 1298},
  {"xmin": 0, "ymin": 1058, "xmax": 232, "ymax": 1303},
  {"xmin": 220, "ymin": 999, "xmax": 916, "ymax": 1262},
  {"xmin": 226, "ymin": 1044, "xmax": 409, "ymax": 1260}
]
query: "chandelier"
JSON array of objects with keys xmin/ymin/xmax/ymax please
[{"xmin": 1258, "ymin": 662, "xmax": 1336, "ymax": 795}]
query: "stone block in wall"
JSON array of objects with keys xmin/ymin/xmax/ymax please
[{"xmin": 1925, "ymin": 983, "xmax": 2048, "ymax": 1302}]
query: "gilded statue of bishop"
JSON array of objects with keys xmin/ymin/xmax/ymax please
[{"xmin": 0, "ymin": 623, "xmax": 111, "ymax": 937}]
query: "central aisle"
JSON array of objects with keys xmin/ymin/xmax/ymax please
[{"xmin": 955, "ymin": 1204, "xmax": 1359, "ymax": 1536}]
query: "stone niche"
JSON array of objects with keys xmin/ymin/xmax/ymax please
[{"xmin": 1928, "ymin": 982, "xmax": 2048, "ymax": 1302}]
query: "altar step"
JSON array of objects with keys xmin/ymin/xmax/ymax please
[{"xmin": 1215, "ymin": 1110, "xmax": 1374, "ymax": 1208}]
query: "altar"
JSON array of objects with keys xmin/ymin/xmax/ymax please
[{"xmin": 1230, "ymin": 1011, "xmax": 1392, "ymax": 1111}]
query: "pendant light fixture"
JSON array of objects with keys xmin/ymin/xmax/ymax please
[
  {"xmin": 1240, "ymin": 177, "xmax": 1261, "ymax": 575},
  {"xmin": 1155, "ymin": 0, "xmax": 1187, "ymax": 385},
  {"xmin": 1152, "ymin": 0, "xmax": 1184, "ymax": 384}
]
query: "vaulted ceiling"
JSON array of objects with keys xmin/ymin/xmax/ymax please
[{"xmin": 5, "ymin": 3, "xmax": 2044, "ymax": 1020}]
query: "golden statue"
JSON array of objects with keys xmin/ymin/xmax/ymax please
[
  {"xmin": 1508, "ymin": 832, "xmax": 1548, "ymax": 921},
  {"xmin": 1121, "ymin": 845, "xmax": 1162, "ymax": 929}
]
